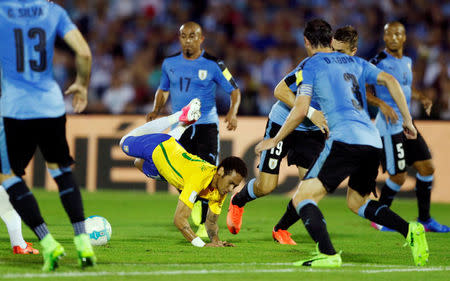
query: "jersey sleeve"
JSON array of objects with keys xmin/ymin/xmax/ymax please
[
  {"xmin": 55, "ymin": 5, "xmax": 76, "ymax": 38},
  {"xmin": 178, "ymin": 181, "xmax": 203, "ymax": 210},
  {"xmin": 213, "ymin": 61, "xmax": 238, "ymax": 94},
  {"xmin": 283, "ymin": 68, "xmax": 303, "ymax": 93},
  {"xmin": 297, "ymin": 62, "xmax": 315, "ymax": 97},
  {"xmin": 159, "ymin": 60, "xmax": 170, "ymax": 91},
  {"xmin": 362, "ymin": 60, "xmax": 382, "ymax": 85}
]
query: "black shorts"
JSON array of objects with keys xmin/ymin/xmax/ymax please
[
  {"xmin": 0, "ymin": 115, "xmax": 74, "ymax": 176},
  {"xmin": 259, "ymin": 120, "xmax": 326, "ymax": 174},
  {"xmin": 178, "ymin": 123, "xmax": 219, "ymax": 165},
  {"xmin": 305, "ymin": 140, "xmax": 381, "ymax": 197},
  {"xmin": 381, "ymin": 130, "xmax": 432, "ymax": 175}
]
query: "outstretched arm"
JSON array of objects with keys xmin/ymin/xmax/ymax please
[
  {"xmin": 225, "ymin": 89, "xmax": 241, "ymax": 131},
  {"xmin": 146, "ymin": 89, "xmax": 170, "ymax": 121},
  {"xmin": 412, "ymin": 88, "xmax": 432, "ymax": 116},
  {"xmin": 366, "ymin": 90, "xmax": 398, "ymax": 124}
]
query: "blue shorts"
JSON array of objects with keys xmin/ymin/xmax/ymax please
[{"xmin": 121, "ymin": 133, "xmax": 171, "ymax": 180}]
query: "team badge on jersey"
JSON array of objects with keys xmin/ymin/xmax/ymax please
[
  {"xmin": 198, "ymin": 70, "xmax": 207, "ymax": 80},
  {"xmin": 268, "ymin": 158, "xmax": 278, "ymax": 170}
]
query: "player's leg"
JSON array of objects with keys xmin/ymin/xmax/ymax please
[
  {"xmin": 120, "ymin": 98, "xmax": 201, "ymax": 146},
  {"xmin": 37, "ymin": 116, "xmax": 95, "ymax": 268},
  {"xmin": 272, "ymin": 166, "xmax": 307, "ymax": 245},
  {"xmin": 227, "ymin": 120, "xmax": 287, "ymax": 234},
  {"xmin": 410, "ymin": 133, "xmax": 449, "ymax": 232},
  {"xmin": 273, "ymin": 130, "xmax": 326, "ymax": 243},
  {"xmin": 0, "ymin": 186, "xmax": 39, "ymax": 254},
  {"xmin": 1, "ymin": 117, "xmax": 63, "ymax": 270}
]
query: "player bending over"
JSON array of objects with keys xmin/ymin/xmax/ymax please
[{"xmin": 120, "ymin": 99, "xmax": 247, "ymax": 247}]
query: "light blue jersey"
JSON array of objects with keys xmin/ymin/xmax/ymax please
[
  {"xmin": 0, "ymin": 0, "xmax": 76, "ymax": 119},
  {"xmin": 371, "ymin": 51, "xmax": 413, "ymax": 136},
  {"xmin": 268, "ymin": 58, "xmax": 321, "ymax": 131},
  {"xmin": 159, "ymin": 51, "xmax": 238, "ymax": 125},
  {"xmin": 299, "ymin": 52, "xmax": 382, "ymax": 148}
]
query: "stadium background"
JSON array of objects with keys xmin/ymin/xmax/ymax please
[{"xmin": 41, "ymin": 1, "xmax": 449, "ymax": 199}]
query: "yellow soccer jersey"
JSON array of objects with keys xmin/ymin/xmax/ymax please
[{"xmin": 151, "ymin": 137, "xmax": 226, "ymax": 214}]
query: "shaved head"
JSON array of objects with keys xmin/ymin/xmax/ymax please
[
  {"xmin": 383, "ymin": 21, "xmax": 406, "ymax": 56},
  {"xmin": 179, "ymin": 22, "xmax": 204, "ymax": 59}
]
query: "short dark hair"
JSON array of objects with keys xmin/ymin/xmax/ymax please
[
  {"xmin": 217, "ymin": 156, "xmax": 247, "ymax": 178},
  {"xmin": 334, "ymin": 26, "xmax": 358, "ymax": 50},
  {"xmin": 304, "ymin": 19, "xmax": 332, "ymax": 48}
]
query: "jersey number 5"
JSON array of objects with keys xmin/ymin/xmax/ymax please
[
  {"xmin": 14, "ymin": 28, "xmax": 47, "ymax": 73},
  {"xmin": 343, "ymin": 73, "xmax": 363, "ymax": 110}
]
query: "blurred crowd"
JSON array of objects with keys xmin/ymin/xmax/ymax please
[{"xmin": 54, "ymin": 0, "xmax": 449, "ymax": 119}]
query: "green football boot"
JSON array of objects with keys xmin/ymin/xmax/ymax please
[
  {"xmin": 40, "ymin": 234, "xmax": 65, "ymax": 272},
  {"xmin": 293, "ymin": 245, "xmax": 342, "ymax": 268},
  {"xmin": 405, "ymin": 222, "xmax": 429, "ymax": 266},
  {"xmin": 74, "ymin": 233, "xmax": 97, "ymax": 268}
]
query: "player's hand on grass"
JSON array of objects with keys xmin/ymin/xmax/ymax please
[
  {"xmin": 379, "ymin": 102, "xmax": 398, "ymax": 124},
  {"xmin": 309, "ymin": 110, "xmax": 329, "ymax": 136},
  {"xmin": 225, "ymin": 111, "xmax": 238, "ymax": 131},
  {"xmin": 65, "ymin": 83, "xmax": 88, "ymax": 113},
  {"xmin": 146, "ymin": 111, "xmax": 159, "ymax": 122},
  {"xmin": 219, "ymin": 241, "xmax": 234, "ymax": 247},
  {"xmin": 255, "ymin": 138, "xmax": 278, "ymax": 155},
  {"xmin": 421, "ymin": 97, "xmax": 432, "ymax": 116},
  {"xmin": 403, "ymin": 120, "xmax": 417, "ymax": 139}
]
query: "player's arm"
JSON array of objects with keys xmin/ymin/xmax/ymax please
[
  {"xmin": 366, "ymin": 88, "xmax": 398, "ymax": 124},
  {"xmin": 412, "ymin": 88, "xmax": 432, "ymax": 116},
  {"xmin": 255, "ymin": 93, "xmax": 312, "ymax": 154},
  {"xmin": 225, "ymin": 88, "xmax": 241, "ymax": 131},
  {"xmin": 173, "ymin": 199, "xmax": 204, "ymax": 246},
  {"xmin": 376, "ymin": 72, "xmax": 416, "ymax": 138},
  {"xmin": 63, "ymin": 29, "xmax": 92, "ymax": 113},
  {"xmin": 275, "ymin": 78, "xmax": 327, "ymax": 130},
  {"xmin": 146, "ymin": 89, "xmax": 170, "ymax": 121},
  {"xmin": 205, "ymin": 207, "xmax": 234, "ymax": 247}
]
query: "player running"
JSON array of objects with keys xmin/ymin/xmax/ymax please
[
  {"xmin": 147, "ymin": 22, "xmax": 241, "ymax": 238},
  {"xmin": 121, "ymin": 99, "xmax": 247, "ymax": 247},
  {"xmin": 256, "ymin": 19, "xmax": 428, "ymax": 267},
  {"xmin": 226, "ymin": 59, "xmax": 328, "ymax": 244},
  {"xmin": 369, "ymin": 22, "xmax": 449, "ymax": 232},
  {"xmin": 0, "ymin": 0, "xmax": 94, "ymax": 271}
]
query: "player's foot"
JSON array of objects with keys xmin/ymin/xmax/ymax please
[
  {"xmin": 405, "ymin": 222, "xmax": 429, "ymax": 266},
  {"xmin": 191, "ymin": 201, "xmax": 202, "ymax": 226},
  {"xmin": 179, "ymin": 98, "xmax": 201, "ymax": 126},
  {"xmin": 227, "ymin": 194, "xmax": 244, "ymax": 234},
  {"xmin": 371, "ymin": 222, "xmax": 395, "ymax": 232},
  {"xmin": 293, "ymin": 251, "xmax": 342, "ymax": 268},
  {"xmin": 418, "ymin": 217, "xmax": 450, "ymax": 233},
  {"xmin": 74, "ymin": 234, "xmax": 96, "ymax": 269},
  {"xmin": 13, "ymin": 242, "xmax": 39, "ymax": 255},
  {"xmin": 40, "ymin": 234, "xmax": 65, "ymax": 272},
  {"xmin": 272, "ymin": 228, "xmax": 297, "ymax": 245},
  {"xmin": 195, "ymin": 224, "xmax": 208, "ymax": 239}
]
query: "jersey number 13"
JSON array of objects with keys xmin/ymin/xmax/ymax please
[{"xmin": 14, "ymin": 28, "xmax": 47, "ymax": 73}]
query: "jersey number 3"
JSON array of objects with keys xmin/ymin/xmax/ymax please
[
  {"xmin": 14, "ymin": 28, "xmax": 47, "ymax": 73},
  {"xmin": 343, "ymin": 73, "xmax": 363, "ymax": 110}
]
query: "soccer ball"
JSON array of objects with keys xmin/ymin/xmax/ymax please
[{"xmin": 85, "ymin": 215, "xmax": 112, "ymax": 246}]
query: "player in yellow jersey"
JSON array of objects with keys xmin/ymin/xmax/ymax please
[{"xmin": 120, "ymin": 99, "xmax": 247, "ymax": 247}]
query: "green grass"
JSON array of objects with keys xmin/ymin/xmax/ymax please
[{"xmin": 0, "ymin": 190, "xmax": 449, "ymax": 280}]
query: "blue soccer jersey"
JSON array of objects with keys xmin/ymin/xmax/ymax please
[
  {"xmin": 0, "ymin": 0, "xmax": 76, "ymax": 119},
  {"xmin": 159, "ymin": 51, "xmax": 238, "ymax": 125},
  {"xmin": 299, "ymin": 52, "xmax": 382, "ymax": 148},
  {"xmin": 371, "ymin": 51, "xmax": 413, "ymax": 136},
  {"xmin": 269, "ymin": 58, "xmax": 321, "ymax": 131}
]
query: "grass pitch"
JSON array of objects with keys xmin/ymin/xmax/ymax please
[{"xmin": 0, "ymin": 190, "xmax": 449, "ymax": 281}]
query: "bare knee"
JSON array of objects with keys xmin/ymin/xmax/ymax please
[
  {"xmin": 346, "ymin": 188, "xmax": 368, "ymax": 214},
  {"xmin": 415, "ymin": 160, "xmax": 435, "ymax": 177},
  {"xmin": 253, "ymin": 173, "xmax": 278, "ymax": 197},
  {"xmin": 292, "ymin": 178, "xmax": 327, "ymax": 207},
  {"xmin": 390, "ymin": 172, "xmax": 407, "ymax": 186}
]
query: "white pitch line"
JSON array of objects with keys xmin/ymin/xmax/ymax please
[{"xmin": 1, "ymin": 266, "xmax": 449, "ymax": 279}]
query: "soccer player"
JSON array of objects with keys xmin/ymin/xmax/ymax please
[
  {"xmin": 0, "ymin": 187, "xmax": 38, "ymax": 254},
  {"xmin": 227, "ymin": 59, "xmax": 328, "ymax": 244},
  {"xmin": 369, "ymin": 22, "xmax": 449, "ymax": 232},
  {"xmin": 146, "ymin": 22, "xmax": 241, "ymax": 238},
  {"xmin": 121, "ymin": 99, "xmax": 247, "ymax": 247},
  {"xmin": 0, "ymin": 0, "xmax": 95, "ymax": 271},
  {"xmin": 256, "ymin": 19, "xmax": 428, "ymax": 267}
]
